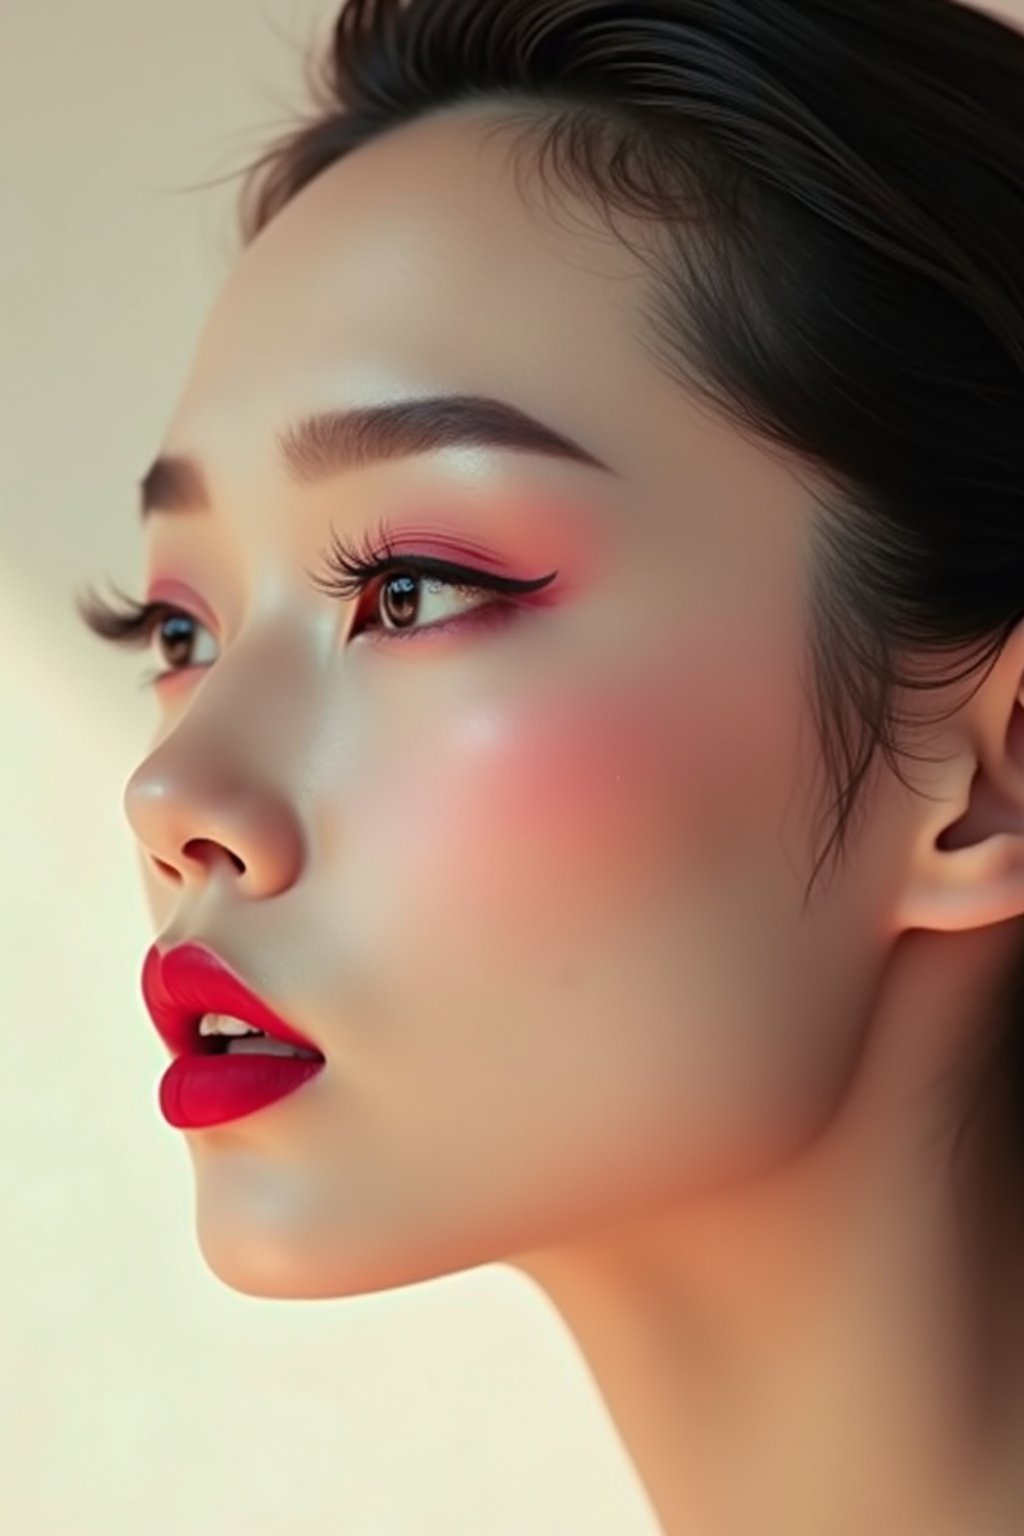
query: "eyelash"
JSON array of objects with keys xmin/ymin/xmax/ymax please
[{"xmin": 76, "ymin": 518, "xmax": 559, "ymax": 687}]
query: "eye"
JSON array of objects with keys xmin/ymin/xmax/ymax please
[
  {"xmin": 307, "ymin": 521, "xmax": 560, "ymax": 646},
  {"xmin": 347, "ymin": 567, "xmax": 500, "ymax": 641},
  {"xmin": 145, "ymin": 608, "xmax": 219, "ymax": 680},
  {"xmin": 73, "ymin": 586, "xmax": 220, "ymax": 688},
  {"xmin": 74, "ymin": 521, "xmax": 559, "ymax": 686}
]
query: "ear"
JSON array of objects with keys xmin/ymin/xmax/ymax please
[{"xmin": 894, "ymin": 616, "xmax": 1024, "ymax": 935}]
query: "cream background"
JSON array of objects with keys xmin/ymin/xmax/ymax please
[{"xmin": 2, "ymin": 2, "xmax": 1021, "ymax": 1532}]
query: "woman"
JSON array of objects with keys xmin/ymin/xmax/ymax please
[{"xmin": 77, "ymin": 2, "xmax": 1024, "ymax": 1531}]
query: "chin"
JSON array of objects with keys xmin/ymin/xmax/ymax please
[{"xmin": 191, "ymin": 1211, "xmax": 509, "ymax": 1302}]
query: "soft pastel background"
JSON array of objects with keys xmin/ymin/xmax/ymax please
[{"xmin": 2, "ymin": 2, "xmax": 1022, "ymax": 1532}]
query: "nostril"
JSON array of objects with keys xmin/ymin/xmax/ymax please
[{"xmin": 181, "ymin": 840, "xmax": 245, "ymax": 875}]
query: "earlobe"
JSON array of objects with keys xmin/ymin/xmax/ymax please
[
  {"xmin": 895, "ymin": 824, "xmax": 1024, "ymax": 935},
  {"xmin": 893, "ymin": 643, "xmax": 1024, "ymax": 935}
]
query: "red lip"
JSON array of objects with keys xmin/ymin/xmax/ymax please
[{"xmin": 141, "ymin": 942, "xmax": 324, "ymax": 1059}]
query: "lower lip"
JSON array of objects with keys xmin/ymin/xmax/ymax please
[{"xmin": 158, "ymin": 1053, "xmax": 326, "ymax": 1129}]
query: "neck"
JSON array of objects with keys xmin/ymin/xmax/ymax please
[{"xmin": 509, "ymin": 929, "xmax": 1024, "ymax": 1536}]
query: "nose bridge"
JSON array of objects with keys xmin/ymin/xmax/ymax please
[{"xmin": 123, "ymin": 615, "xmax": 318, "ymax": 893}]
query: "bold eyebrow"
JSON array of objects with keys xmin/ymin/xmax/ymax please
[{"xmin": 138, "ymin": 393, "xmax": 616, "ymax": 520}]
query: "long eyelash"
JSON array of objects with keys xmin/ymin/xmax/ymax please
[
  {"xmin": 305, "ymin": 517, "xmax": 559, "ymax": 601},
  {"xmin": 73, "ymin": 517, "xmax": 560, "ymax": 652},
  {"xmin": 74, "ymin": 579, "xmax": 178, "ymax": 647}
]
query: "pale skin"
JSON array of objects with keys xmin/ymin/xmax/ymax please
[{"xmin": 123, "ymin": 102, "xmax": 1024, "ymax": 1535}]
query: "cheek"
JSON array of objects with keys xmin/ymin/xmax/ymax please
[
  {"xmin": 454, "ymin": 695, "xmax": 661, "ymax": 872},
  {"xmin": 364, "ymin": 667, "xmax": 757, "ymax": 970},
  {"xmin": 451, "ymin": 692, "xmax": 673, "ymax": 888}
]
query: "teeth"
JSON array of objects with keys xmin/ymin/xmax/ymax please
[
  {"xmin": 196, "ymin": 1013, "xmax": 321, "ymax": 1061},
  {"xmin": 198, "ymin": 1014, "xmax": 263, "ymax": 1037}
]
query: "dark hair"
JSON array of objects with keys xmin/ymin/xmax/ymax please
[{"xmin": 92, "ymin": 1, "xmax": 1024, "ymax": 1147}]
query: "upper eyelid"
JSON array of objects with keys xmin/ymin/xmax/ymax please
[
  {"xmin": 306, "ymin": 520, "xmax": 561, "ymax": 602},
  {"xmin": 80, "ymin": 559, "xmax": 505, "ymax": 647},
  {"xmin": 75, "ymin": 541, "xmax": 560, "ymax": 654},
  {"xmin": 174, "ymin": 558, "xmax": 497, "ymax": 629},
  {"xmin": 306, "ymin": 550, "xmax": 547, "ymax": 602}
]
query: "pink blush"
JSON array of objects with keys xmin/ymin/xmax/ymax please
[{"xmin": 404, "ymin": 686, "xmax": 692, "ymax": 920}]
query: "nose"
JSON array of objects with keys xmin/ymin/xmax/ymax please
[
  {"xmin": 123, "ymin": 756, "xmax": 306, "ymax": 899},
  {"xmin": 122, "ymin": 614, "xmax": 328, "ymax": 899}
]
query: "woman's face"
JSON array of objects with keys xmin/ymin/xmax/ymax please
[{"xmin": 125, "ymin": 104, "xmax": 917, "ymax": 1298}]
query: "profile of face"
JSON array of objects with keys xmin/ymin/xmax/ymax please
[{"xmin": 124, "ymin": 103, "xmax": 923, "ymax": 1301}]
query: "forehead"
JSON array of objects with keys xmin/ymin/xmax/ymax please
[
  {"xmin": 231, "ymin": 108, "xmax": 639, "ymax": 325},
  {"xmin": 163, "ymin": 102, "xmax": 815, "ymax": 544},
  {"xmin": 170, "ymin": 106, "xmax": 664, "ymax": 444}
]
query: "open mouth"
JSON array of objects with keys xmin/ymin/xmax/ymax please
[{"xmin": 194, "ymin": 1025, "xmax": 323, "ymax": 1061}]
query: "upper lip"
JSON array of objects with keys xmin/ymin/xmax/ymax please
[{"xmin": 141, "ymin": 942, "xmax": 324, "ymax": 1058}]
